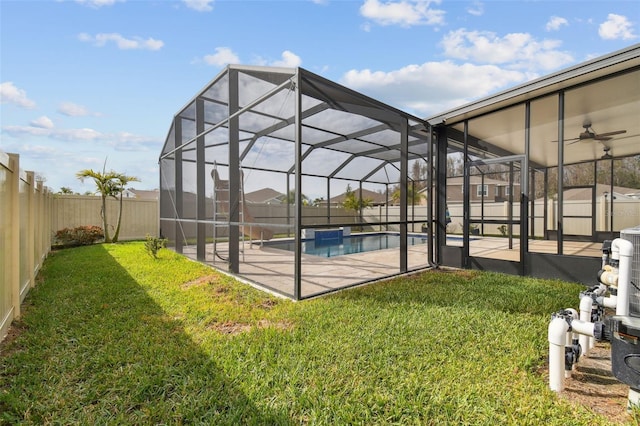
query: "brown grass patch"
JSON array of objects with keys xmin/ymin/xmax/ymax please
[
  {"xmin": 257, "ymin": 299, "xmax": 279, "ymax": 309},
  {"xmin": 181, "ymin": 274, "xmax": 219, "ymax": 290},
  {"xmin": 0, "ymin": 319, "xmax": 28, "ymax": 358},
  {"xmin": 209, "ymin": 319, "xmax": 293, "ymax": 336},
  {"xmin": 439, "ymin": 268, "xmax": 480, "ymax": 280}
]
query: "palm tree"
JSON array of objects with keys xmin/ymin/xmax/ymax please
[
  {"xmin": 390, "ymin": 183, "xmax": 425, "ymax": 205},
  {"xmin": 342, "ymin": 184, "xmax": 373, "ymax": 211},
  {"xmin": 76, "ymin": 168, "xmax": 119, "ymax": 242},
  {"xmin": 283, "ymin": 189, "xmax": 310, "ymax": 206},
  {"xmin": 111, "ymin": 173, "xmax": 140, "ymax": 243}
]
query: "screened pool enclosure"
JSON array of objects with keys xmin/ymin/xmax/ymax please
[
  {"xmin": 159, "ymin": 66, "xmax": 435, "ymax": 299},
  {"xmin": 160, "ymin": 46, "xmax": 640, "ymax": 300}
]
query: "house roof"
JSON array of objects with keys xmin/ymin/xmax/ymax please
[
  {"xmin": 328, "ymin": 188, "xmax": 387, "ymax": 205},
  {"xmin": 562, "ymin": 183, "xmax": 639, "ymax": 201},
  {"xmin": 244, "ymin": 188, "xmax": 285, "ymax": 204},
  {"xmin": 129, "ymin": 189, "xmax": 159, "ymax": 200}
]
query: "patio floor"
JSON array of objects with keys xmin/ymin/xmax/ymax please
[{"xmin": 181, "ymin": 234, "xmax": 601, "ymax": 299}]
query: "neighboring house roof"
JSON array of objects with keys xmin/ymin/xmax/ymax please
[
  {"xmin": 245, "ymin": 188, "xmax": 285, "ymax": 204},
  {"xmin": 328, "ymin": 188, "xmax": 388, "ymax": 206},
  {"xmin": 121, "ymin": 189, "xmax": 137, "ymax": 198},
  {"xmin": 562, "ymin": 183, "xmax": 639, "ymax": 201},
  {"xmin": 128, "ymin": 189, "xmax": 159, "ymax": 200}
]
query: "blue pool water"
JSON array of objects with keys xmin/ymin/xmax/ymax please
[{"xmin": 263, "ymin": 233, "xmax": 428, "ymax": 258}]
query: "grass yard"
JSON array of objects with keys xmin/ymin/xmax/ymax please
[{"xmin": 1, "ymin": 242, "xmax": 637, "ymax": 425}]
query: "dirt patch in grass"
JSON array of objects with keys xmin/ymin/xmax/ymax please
[
  {"xmin": 211, "ymin": 321, "xmax": 253, "ymax": 335},
  {"xmin": 0, "ymin": 319, "xmax": 28, "ymax": 358},
  {"xmin": 541, "ymin": 342, "xmax": 633, "ymax": 424},
  {"xmin": 181, "ymin": 274, "xmax": 219, "ymax": 290},
  {"xmin": 209, "ymin": 319, "xmax": 293, "ymax": 335},
  {"xmin": 257, "ymin": 299, "xmax": 279, "ymax": 309},
  {"xmin": 440, "ymin": 268, "xmax": 480, "ymax": 280}
]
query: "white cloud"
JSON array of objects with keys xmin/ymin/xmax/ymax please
[
  {"xmin": 75, "ymin": 0, "xmax": 123, "ymax": 7},
  {"xmin": 183, "ymin": 0, "xmax": 213, "ymax": 12},
  {"xmin": 360, "ymin": 0, "xmax": 445, "ymax": 27},
  {"xmin": 270, "ymin": 51, "xmax": 302, "ymax": 68},
  {"xmin": 546, "ymin": 16, "xmax": 568, "ymax": 31},
  {"xmin": 2, "ymin": 122, "xmax": 159, "ymax": 151},
  {"xmin": 58, "ymin": 101, "xmax": 100, "ymax": 117},
  {"xmin": 30, "ymin": 116, "xmax": 54, "ymax": 129},
  {"xmin": 441, "ymin": 29, "xmax": 574, "ymax": 71},
  {"xmin": 21, "ymin": 144, "xmax": 57, "ymax": 157},
  {"xmin": 341, "ymin": 60, "xmax": 527, "ymax": 116},
  {"xmin": 78, "ymin": 33, "xmax": 164, "ymax": 51},
  {"xmin": 202, "ymin": 47, "xmax": 300, "ymax": 68},
  {"xmin": 3, "ymin": 125, "xmax": 104, "ymax": 141},
  {"xmin": 0, "ymin": 82, "xmax": 36, "ymax": 109},
  {"xmin": 203, "ymin": 47, "xmax": 240, "ymax": 66},
  {"xmin": 467, "ymin": 1, "xmax": 483, "ymax": 17},
  {"xmin": 599, "ymin": 14, "xmax": 636, "ymax": 40}
]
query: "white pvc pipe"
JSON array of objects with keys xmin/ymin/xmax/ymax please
[
  {"xmin": 599, "ymin": 294, "xmax": 617, "ymax": 310},
  {"xmin": 612, "ymin": 238, "xmax": 634, "ymax": 316},
  {"xmin": 628, "ymin": 388, "xmax": 640, "ymax": 412},
  {"xmin": 549, "ymin": 316, "xmax": 570, "ymax": 392},
  {"xmin": 579, "ymin": 295, "xmax": 594, "ymax": 357},
  {"xmin": 570, "ymin": 318, "xmax": 595, "ymax": 337}
]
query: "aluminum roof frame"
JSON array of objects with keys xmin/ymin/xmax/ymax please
[{"xmin": 159, "ymin": 65, "xmax": 431, "ymax": 186}]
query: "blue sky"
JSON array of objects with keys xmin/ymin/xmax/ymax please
[{"xmin": 1, "ymin": 0, "xmax": 638, "ymax": 194}]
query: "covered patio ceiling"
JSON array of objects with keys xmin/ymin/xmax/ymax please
[{"xmin": 429, "ymin": 44, "xmax": 640, "ymax": 168}]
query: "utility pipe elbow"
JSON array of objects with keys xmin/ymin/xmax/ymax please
[
  {"xmin": 549, "ymin": 317, "xmax": 570, "ymax": 346},
  {"xmin": 612, "ymin": 238, "xmax": 634, "ymax": 259}
]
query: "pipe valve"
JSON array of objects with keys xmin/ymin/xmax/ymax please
[
  {"xmin": 593, "ymin": 321, "xmax": 609, "ymax": 342},
  {"xmin": 598, "ymin": 265, "xmax": 619, "ymax": 287}
]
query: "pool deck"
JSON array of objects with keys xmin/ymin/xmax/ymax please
[{"xmin": 181, "ymin": 234, "xmax": 601, "ymax": 299}]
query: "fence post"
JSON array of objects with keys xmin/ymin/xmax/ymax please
[
  {"xmin": 26, "ymin": 172, "xmax": 36, "ymax": 290},
  {"xmin": 9, "ymin": 154, "xmax": 21, "ymax": 319}
]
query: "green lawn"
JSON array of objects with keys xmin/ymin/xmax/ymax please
[{"xmin": 0, "ymin": 242, "xmax": 634, "ymax": 425}]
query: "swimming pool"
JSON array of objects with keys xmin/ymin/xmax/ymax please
[{"xmin": 263, "ymin": 233, "xmax": 428, "ymax": 258}]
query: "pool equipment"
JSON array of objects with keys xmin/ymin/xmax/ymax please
[
  {"xmin": 610, "ymin": 315, "xmax": 640, "ymax": 409},
  {"xmin": 621, "ymin": 226, "xmax": 640, "ymax": 317},
  {"xmin": 548, "ymin": 237, "xmax": 634, "ymax": 396}
]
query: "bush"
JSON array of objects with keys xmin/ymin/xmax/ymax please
[
  {"xmin": 144, "ymin": 234, "xmax": 168, "ymax": 259},
  {"xmin": 54, "ymin": 226, "xmax": 104, "ymax": 248}
]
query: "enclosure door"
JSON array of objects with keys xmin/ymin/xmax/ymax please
[
  {"xmin": 561, "ymin": 185, "xmax": 596, "ymax": 241},
  {"xmin": 464, "ymin": 155, "xmax": 527, "ymax": 274}
]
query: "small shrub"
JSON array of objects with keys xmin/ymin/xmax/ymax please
[
  {"xmin": 498, "ymin": 224, "xmax": 508, "ymax": 236},
  {"xmin": 145, "ymin": 234, "xmax": 168, "ymax": 259},
  {"xmin": 54, "ymin": 226, "xmax": 104, "ymax": 248}
]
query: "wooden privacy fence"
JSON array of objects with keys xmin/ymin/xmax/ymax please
[
  {"xmin": 1, "ymin": 152, "xmax": 52, "ymax": 343},
  {"xmin": 0, "ymin": 150, "xmax": 160, "ymax": 343},
  {"xmin": 51, "ymin": 195, "xmax": 159, "ymax": 242}
]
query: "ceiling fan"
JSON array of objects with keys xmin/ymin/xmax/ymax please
[{"xmin": 562, "ymin": 121, "xmax": 627, "ymax": 144}]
